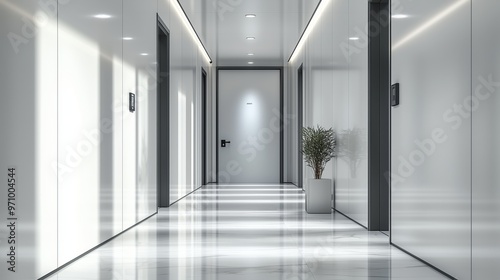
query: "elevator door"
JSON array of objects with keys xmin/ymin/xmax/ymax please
[{"xmin": 218, "ymin": 70, "xmax": 281, "ymax": 183}]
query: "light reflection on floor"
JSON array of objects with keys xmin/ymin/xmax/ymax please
[{"xmin": 46, "ymin": 184, "xmax": 448, "ymax": 280}]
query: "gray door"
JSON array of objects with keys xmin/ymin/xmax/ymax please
[{"xmin": 218, "ymin": 70, "xmax": 281, "ymax": 183}]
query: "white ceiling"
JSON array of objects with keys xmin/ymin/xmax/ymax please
[{"xmin": 179, "ymin": 0, "xmax": 320, "ymax": 66}]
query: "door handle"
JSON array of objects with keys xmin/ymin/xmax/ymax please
[
  {"xmin": 221, "ymin": 140, "xmax": 231, "ymax": 147},
  {"xmin": 391, "ymin": 83, "xmax": 399, "ymax": 106}
]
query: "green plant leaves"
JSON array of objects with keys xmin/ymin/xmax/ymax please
[{"xmin": 302, "ymin": 126, "xmax": 336, "ymax": 179}]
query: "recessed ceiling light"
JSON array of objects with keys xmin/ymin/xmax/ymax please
[
  {"xmin": 94, "ymin": 14, "xmax": 112, "ymax": 19},
  {"xmin": 392, "ymin": 14, "xmax": 409, "ymax": 19},
  {"xmin": 246, "ymin": 37, "xmax": 256, "ymax": 40},
  {"xmin": 248, "ymin": 62, "xmax": 254, "ymax": 65},
  {"xmin": 123, "ymin": 37, "xmax": 133, "ymax": 40},
  {"xmin": 245, "ymin": 14, "xmax": 256, "ymax": 18},
  {"xmin": 140, "ymin": 53, "xmax": 149, "ymax": 56},
  {"xmin": 248, "ymin": 53, "xmax": 254, "ymax": 56},
  {"xmin": 349, "ymin": 37, "xmax": 360, "ymax": 41}
]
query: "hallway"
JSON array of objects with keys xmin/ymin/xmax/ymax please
[{"xmin": 46, "ymin": 184, "xmax": 447, "ymax": 280}]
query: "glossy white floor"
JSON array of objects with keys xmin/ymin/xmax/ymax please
[{"xmin": 46, "ymin": 184, "xmax": 448, "ymax": 280}]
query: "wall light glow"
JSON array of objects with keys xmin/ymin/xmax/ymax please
[
  {"xmin": 172, "ymin": 0, "xmax": 212, "ymax": 63},
  {"xmin": 123, "ymin": 37, "xmax": 133, "ymax": 40},
  {"xmin": 246, "ymin": 37, "xmax": 256, "ymax": 40},
  {"xmin": 93, "ymin": 14, "xmax": 112, "ymax": 19},
  {"xmin": 245, "ymin": 14, "xmax": 257, "ymax": 18},
  {"xmin": 349, "ymin": 37, "xmax": 360, "ymax": 41},
  {"xmin": 392, "ymin": 14, "xmax": 409, "ymax": 19},
  {"xmin": 392, "ymin": 0, "xmax": 468, "ymax": 51},
  {"xmin": 288, "ymin": 0, "xmax": 331, "ymax": 62}
]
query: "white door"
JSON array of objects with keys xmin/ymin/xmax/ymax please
[{"xmin": 218, "ymin": 70, "xmax": 281, "ymax": 183}]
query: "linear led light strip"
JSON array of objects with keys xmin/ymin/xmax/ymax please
[
  {"xmin": 288, "ymin": 0, "xmax": 331, "ymax": 62},
  {"xmin": 172, "ymin": 0, "xmax": 213, "ymax": 63}
]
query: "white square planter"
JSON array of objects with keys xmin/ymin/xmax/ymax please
[{"xmin": 306, "ymin": 179, "xmax": 332, "ymax": 214}]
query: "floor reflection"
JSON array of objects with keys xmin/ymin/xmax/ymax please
[{"xmin": 47, "ymin": 184, "xmax": 448, "ymax": 280}]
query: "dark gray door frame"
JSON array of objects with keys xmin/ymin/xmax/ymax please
[
  {"xmin": 215, "ymin": 67, "xmax": 284, "ymax": 184},
  {"xmin": 368, "ymin": 0, "xmax": 390, "ymax": 231},
  {"xmin": 157, "ymin": 15, "xmax": 170, "ymax": 207},
  {"xmin": 201, "ymin": 68, "xmax": 207, "ymax": 186},
  {"xmin": 297, "ymin": 64, "xmax": 304, "ymax": 189}
]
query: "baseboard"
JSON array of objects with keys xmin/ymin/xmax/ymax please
[
  {"xmin": 38, "ymin": 211, "xmax": 158, "ymax": 280},
  {"xmin": 390, "ymin": 242, "xmax": 456, "ymax": 280},
  {"xmin": 168, "ymin": 185, "xmax": 204, "ymax": 206},
  {"xmin": 333, "ymin": 208, "xmax": 368, "ymax": 230}
]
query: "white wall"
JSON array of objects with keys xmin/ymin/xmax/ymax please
[
  {"xmin": 472, "ymin": 0, "xmax": 500, "ymax": 278},
  {"xmin": 58, "ymin": 0, "xmax": 124, "ymax": 265},
  {"xmin": 391, "ymin": 1, "xmax": 471, "ymax": 279},
  {"xmin": 0, "ymin": 0, "xmax": 212, "ymax": 278},
  {"xmin": 0, "ymin": 1, "xmax": 58, "ymax": 278},
  {"xmin": 178, "ymin": 0, "xmax": 217, "ymax": 62},
  {"xmin": 158, "ymin": 0, "xmax": 213, "ymax": 203},
  {"xmin": 177, "ymin": 0, "xmax": 217, "ymax": 185},
  {"xmin": 286, "ymin": 0, "xmax": 369, "ymax": 227},
  {"xmin": 391, "ymin": 0, "xmax": 500, "ymax": 278}
]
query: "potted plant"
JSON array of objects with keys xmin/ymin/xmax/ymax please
[{"xmin": 302, "ymin": 126, "xmax": 336, "ymax": 214}]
